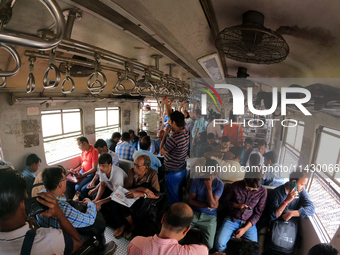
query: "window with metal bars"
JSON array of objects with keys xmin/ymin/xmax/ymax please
[
  {"xmin": 280, "ymin": 120, "xmax": 304, "ymax": 166},
  {"xmin": 41, "ymin": 109, "xmax": 82, "ymax": 164},
  {"xmin": 308, "ymin": 126, "xmax": 340, "ymax": 241},
  {"xmin": 95, "ymin": 107, "xmax": 120, "ymax": 141}
]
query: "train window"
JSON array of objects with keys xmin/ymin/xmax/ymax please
[
  {"xmin": 95, "ymin": 107, "xmax": 120, "ymax": 140},
  {"xmin": 280, "ymin": 120, "xmax": 304, "ymax": 166},
  {"xmin": 41, "ymin": 109, "xmax": 83, "ymax": 164},
  {"xmin": 308, "ymin": 126, "xmax": 340, "ymax": 241}
]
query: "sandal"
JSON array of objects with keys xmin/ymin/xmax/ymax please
[
  {"xmin": 124, "ymin": 230, "xmax": 134, "ymax": 240},
  {"xmin": 113, "ymin": 225, "xmax": 126, "ymax": 238}
]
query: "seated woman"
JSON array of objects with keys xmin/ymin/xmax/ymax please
[{"xmin": 115, "ymin": 154, "xmax": 160, "ymax": 239}]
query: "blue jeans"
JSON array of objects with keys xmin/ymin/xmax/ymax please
[
  {"xmin": 215, "ymin": 217, "xmax": 258, "ymax": 252},
  {"xmin": 165, "ymin": 166, "xmax": 187, "ymax": 205},
  {"xmin": 75, "ymin": 174, "xmax": 94, "ymax": 200}
]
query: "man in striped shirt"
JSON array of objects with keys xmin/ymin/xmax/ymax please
[{"xmin": 160, "ymin": 104, "xmax": 189, "ymax": 205}]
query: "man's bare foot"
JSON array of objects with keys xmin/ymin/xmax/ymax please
[{"xmin": 113, "ymin": 225, "xmax": 126, "ymax": 237}]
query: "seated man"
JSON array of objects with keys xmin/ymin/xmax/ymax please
[
  {"xmin": 246, "ymin": 139, "xmax": 268, "ymax": 166},
  {"xmin": 138, "ymin": 131, "xmax": 156, "ymax": 154},
  {"xmin": 267, "ymin": 170, "xmax": 315, "ymax": 254},
  {"xmin": 129, "ymin": 130, "xmax": 139, "ymax": 150},
  {"xmin": 86, "ymin": 139, "xmax": 120, "ymax": 191},
  {"xmin": 88, "ymin": 153, "xmax": 127, "ymax": 237},
  {"xmin": 116, "ymin": 132, "xmax": 136, "ymax": 161},
  {"xmin": 308, "ymin": 244, "xmax": 339, "ymax": 255},
  {"xmin": 106, "ymin": 132, "xmax": 121, "ymax": 152},
  {"xmin": 127, "ymin": 203, "xmax": 209, "ymax": 255},
  {"xmin": 117, "ymin": 155, "xmax": 160, "ymax": 238},
  {"xmin": 133, "ymin": 136, "xmax": 162, "ymax": 173},
  {"xmin": 67, "ymin": 137, "xmax": 98, "ymax": 199},
  {"xmin": 154, "ymin": 130, "xmax": 165, "ymax": 156},
  {"xmin": 22, "ymin": 153, "xmax": 41, "ymax": 198},
  {"xmin": 262, "ymin": 151, "xmax": 285, "ymax": 187},
  {"xmin": 37, "ymin": 167, "xmax": 116, "ymax": 253},
  {"xmin": 188, "ymin": 158, "xmax": 224, "ymax": 250},
  {"xmin": 205, "ymin": 146, "xmax": 244, "ymax": 182},
  {"xmin": 215, "ymin": 162, "xmax": 267, "ymax": 252},
  {"xmin": 216, "ymin": 136, "xmax": 231, "ymax": 153},
  {"xmin": 239, "ymin": 137, "xmax": 253, "ymax": 166},
  {"xmin": 0, "ymin": 167, "xmax": 82, "ymax": 255}
]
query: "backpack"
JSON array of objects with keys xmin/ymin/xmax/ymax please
[{"xmin": 266, "ymin": 217, "xmax": 299, "ymax": 255}]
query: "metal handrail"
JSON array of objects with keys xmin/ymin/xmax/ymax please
[
  {"xmin": 112, "ymin": 62, "xmax": 137, "ymax": 95},
  {"xmin": 61, "ymin": 64, "xmax": 75, "ymax": 94},
  {"xmin": 0, "ymin": 43, "xmax": 20, "ymax": 77},
  {"xmin": 0, "ymin": 0, "xmax": 65, "ymax": 50},
  {"xmin": 131, "ymin": 69, "xmax": 155, "ymax": 97},
  {"xmin": 42, "ymin": 49, "xmax": 60, "ymax": 89},
  {"xmin": 26, "ymin": 57, "xmax": 35, "ymax": 93},
  {"xmin": 0, "ymin": 69, "xmax": 6, "ymax": 88},
  {"xmin": 87, "ymin": 57, "xmax": 107, "ymax": 94}
]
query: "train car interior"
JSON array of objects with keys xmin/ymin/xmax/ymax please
[{"xmin": 0, "ymin": 0, "xmax": 340, "ymax": 254}]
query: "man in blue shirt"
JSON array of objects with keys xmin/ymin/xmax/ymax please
[
  {"xmin": 22, "ymin": 153, "xmax": 41, "ymax": 197},
  {"xmin": 262, "ymin": 151, "xmax": 285, "ymax": 187},
  {"xmin": 188, "ymin": 158, "xmax": 224, "ymax": 250},
  {"xmin": 137, "ymin": 131, "xmax": 156, "ymax": 154},
  {"xmin": 154, "ymin": 130, "xmax": 165, "ymax": 156},
  {"xmin": 239, "ymin": 137, "xmax": 253, "ymax": 166},
  {"xmin": 129, "ymin": 130, "xmax": 139, "ymax": 150},
  {"xmin": 133, "ymin": 136, "xmax": 162, "ymax": 172}
]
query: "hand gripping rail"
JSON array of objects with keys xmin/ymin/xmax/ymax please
[
  {"xmin": 26, "ymin": 57, "xmax": 36, "ymax": 93},
  {"xmin": 112, "ymin": 62, "xmax": 137, "ymax": 95},
  {"xmin": 87, "ymin": 57, "xmax": 107, "ymax": 94},
  {"xmin": 61, "ymin": 63, "xmax": 75, "ymax": 94},
  {"xmin": 0, "ymin": 43, "xmax": 21, "ymax": 77},
  {"xmin": 43, "ymin": 49, "xmax": 60, "ymax": 89},
  {"xmin": 0, "ymin": 0, "xmax": 65, "ymax": 50}
]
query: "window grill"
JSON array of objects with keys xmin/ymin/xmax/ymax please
[{"xmin": 95, "ymin": 107, "xmax": 120, "ymax": 141}]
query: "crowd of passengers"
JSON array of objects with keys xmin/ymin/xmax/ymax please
[{"xmin": 0, "ymin": 96, "xmax": 338, "ymax": 255}]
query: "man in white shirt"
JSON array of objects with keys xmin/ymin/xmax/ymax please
[
  {"xmin": 89, "ymin": 153, "xmax": 127, "ymax": 237},
  {"xmin": 246, "ymin": 139, "xmax": 268, "ymax": 166},
  {"xmin": 0, "ymin": 166, "xmax": 82, "ymax": 255},
  {"xmin": 143, "ymin": 105, "xmax": 161, "ymax": 134}
]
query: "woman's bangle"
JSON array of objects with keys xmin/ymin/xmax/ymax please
[{"xmin": 283, "ymin": 200, "xmax": 288, "ymax": 206}]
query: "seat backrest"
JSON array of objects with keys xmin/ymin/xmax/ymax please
[{"xmin": 118, "ymin": 158, "xmax": 134, "ymax": 174}]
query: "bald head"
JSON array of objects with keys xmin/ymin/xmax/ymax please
[{"xmin": 163, "ymin": 203, "xmax": 194, "ymax": 233}]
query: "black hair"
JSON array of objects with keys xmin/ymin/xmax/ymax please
[
  {"xmin": 226, "ymin": 238, "xmax": 261, "ymax": 255},
  {"xmin": 195, "ymin": 108, "xmax": 201, "ymax": 116},
  {"xmin": 199, "ymin": 131, "xmax": 207, "ymax": 143},
  {"xmin": 122, "ymin": 132, "xmax": 131, "ymax": 141},
  {"xmin": 170, "ymin": 111, "xmax": 185, "ymax": 128},
  {"xmin": 0, "ymin": 167, "xmax": 26, "ymax": 220},
  {"xmin": 205, "ymin": 158, "xmax": 218, "ymax": 168},
  {"xmin": 145, "ymin": 105, "xmax": 151, "ymax": 110},
  {"xmin": 42, "ymin": 167, "xmax": 66, "ymax": 191},
  {"xmin": 230, "ymin": 146, "xmax": 243, "ymax": 159},
  {"xmin": 257, "ymin": 139, "xmax": 267, "ymax": 147},
  {"xmin": 244, "ymin": 170, "xmax": 264, "ymax": 189},
  {"xmin": 140, "ymin": 136, "xmax": 151, "ymax": 150},
  {"xmin": 207, "ymin": 133, "xmax": 215, "ymax": 140},
  {"xmin": 290, "ymin": 170, "xmax": 308, "ymax": 183},
  {"xmin": 111, "ymin": 132, "xmax": 121, "ymax": 140},
  {"xmin": 94, "ymin": 139, "xmax": 107, "ymax": 149},
  {"xmin": 249, "ymin": 153, "xmax": 261, "ymax": 166},
  {"xmin": 203, "ymin": 145, "xmax": 215, "ymax": 154},
  {"xmin": 139, "ymin": 131, "xmax": 147, "ymax": 138},
  {"xmin": 136, "ymin": 154, "xmax": 151, "ymax": 167},
  {"xmin": 263, "ymin": 151, "xmax": 277, "ymax": 164},
  {"xmin": 26, "ymin": 153, "xmax": 41, "ymax": 166},
  {"xmin": 128, "ymin": 130, "xmax": 135, "ymax": 135},
  {"xmin": 163, "ymin": 204, "xmax": 194, "ymax": 233},
  {"xmin": 308, "ymin": 244, "xmax": 339, "ymax": 255},
  {"xmin": 229, "ymin": 110, "xmax": 237, "ymax": 122},
  {"xmin": 221, "ymin": 136, "xmax": 231, "ymax": 143},
  {"xmin": 77, "ymin": 136, "xmax": 89, "ymax": 144},
  {"xmin": 98, "ymin": 153, "xmax": 112, "ymax": 165},
  {"xmin": 245, "ymin": 137, "xmax": 253, "ymax": 145}
]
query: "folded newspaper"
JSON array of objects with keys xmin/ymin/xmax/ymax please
[{"xmin": 110, "ymin": 186, "xmax": 139, "ymax": 208}]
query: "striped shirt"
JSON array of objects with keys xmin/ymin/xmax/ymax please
[
  {"xmin": 116, "ymin": 141, "xmax": 136, "ymax": 161},
  {"xmin": 163, "ymin": 129, "xmax": 189, "ymax": 170},
  {"xmin": 36, "ymin": 191, "xmax": 97, "ymax": 229},
  {"xmin": 222, "ymin": 180, "xmax": 267, "ymax": 227}
]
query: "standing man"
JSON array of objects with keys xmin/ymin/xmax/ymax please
[
  {"xmin": 22, "ymin": 153, "xmax": 41, "ymax": 197},
  {"xmin": 143, "ymin": 105, "xmax": 161, "ymax": 135},
  {"xmin": 67, "ymin": 137, "xmax": 98, "ymax": 199},
  {"xmin": 116, "ymin": 132, "xmax": 136, "ymax": 161},
  {"xmin": 160, "ymin": 98, "xmax": 189, "ymax": 205}
]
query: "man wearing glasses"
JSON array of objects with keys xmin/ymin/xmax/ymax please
[{"xmin": 214, "ymin": 154, "xmax": 267, "ymax": 253}]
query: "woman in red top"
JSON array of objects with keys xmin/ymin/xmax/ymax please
[{"xmin": 223, "ymin": 110, "xmax": 244, "ymax": 146}]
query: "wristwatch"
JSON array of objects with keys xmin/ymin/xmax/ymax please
[{"xmin": 144, "ymin": 193, "xmax": 147, "ymax": 199}]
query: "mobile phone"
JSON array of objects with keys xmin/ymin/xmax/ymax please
[
  {"xmin": 25, "ymin": 197, "xmax": 49, "ymax": 217},
  {"xmin": 290, "ymin": 182, "xmax": 298, "ymax": 191},
  {"xmin": 244, "ymin": 206, "xmax": 252, "ymax": 212}
]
